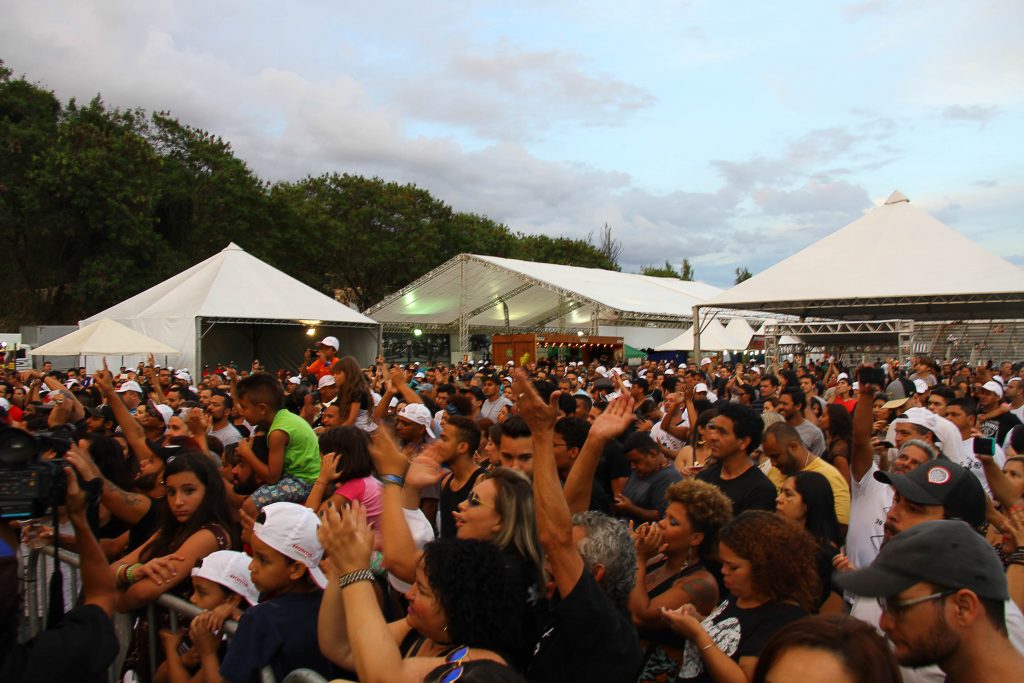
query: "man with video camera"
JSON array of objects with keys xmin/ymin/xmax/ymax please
[{"xmin": 0, "ymin": 462, "xmax": 119, "ymax": 682}]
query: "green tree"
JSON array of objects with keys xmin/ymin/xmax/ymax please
[
  {"xmin": 680, "ymin": 258, "xmax": 695, "ymax": 281},
  {"xmin": 734, "ymin": 266, "xmax": 752, "ymax": 284},
  {"xmin": 641, "ymin": 260, "xmax": 681, "ymax": 278}
]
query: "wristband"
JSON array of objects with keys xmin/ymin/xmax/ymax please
[
  {"xmin": 125, "ymin": 562, "xmax": 144, "ymax": 584},
  {"xmin": 1008, "ymin": 548, "xmax": 1024, "ymax": 566},
  {"xmin": 381, "ymin": 473, "xmax": 405, "ymax": 488},
  {"xmin": 116, "ymin": 563, "xmax": 130, "ymax": 588},
  {"xmin": 700, "ymin": 641, "xmax": 715, "ymax": 653},
  {"xmin": 337, "ymin": 569, "xmax": 375, "ymax": 589}
]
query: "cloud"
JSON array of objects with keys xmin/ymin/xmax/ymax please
[
  {"xmin": 941, "ymin": 104, "xmax": 1003, "ymax": 126},
  {"xmin": 840, "ymin": 1, "xmax": 892, "ymax": 22}
]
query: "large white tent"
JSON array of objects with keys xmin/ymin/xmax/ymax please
[
  {"xmin": 654, "ymin": 319, "xmax": 736, "ymax": 352},
  {"xmin": 704, "ymin": 192, "xmax": 1024, "ymax": 321},
  {"xmin": 723, "ymin": 317, "xmax": 757, "ymax": 350},
  {"xmin": 82, "ymin": 243, "xmax": 380, "ymax": 372},
  {"xmin": 365, "ymin": 253, "xmax": 727, "ymax": 358}
]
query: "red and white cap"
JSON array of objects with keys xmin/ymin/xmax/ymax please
[
  {"xmin": 191, "ymin": 550, "xmax": 260, "ymax": 605},
  {"xmin": 253, "ymin": 502, "xmax": 327, "ymax": 588}
]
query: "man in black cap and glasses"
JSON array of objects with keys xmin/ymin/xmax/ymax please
[{"xmin": 836, "ymin": 520, "xmax": 1024, "ymax": 682}]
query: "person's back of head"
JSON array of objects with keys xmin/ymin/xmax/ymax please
[
  {"xmin": 237, "ymin": 374, "xmax": 284, "ymax": 412},
  {"xmin": 752, "ymin": 614, "xmax": 902, "ymax": 683},
  {"xmin": 571, "ymin": 510, "xmax": 636, "ymax": 609},
  {"xmin": 317, "ymin": 426, "xmax": 373, "ymax": 481},
  {"xmin": 623, "ymin": 431, "xmax": 659, "ymax": 456}
]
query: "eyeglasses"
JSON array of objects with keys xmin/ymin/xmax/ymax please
[
  {"xmin": 877, "ymin": 589, "xmax": 956, "ymax": 617},
  {"xmin": 467, "ymin": 491, "xmax": 493, "ymax": 509},
  {"xmin": 439, "ymin": 645, "xmax": 469, "ymax": 683}
]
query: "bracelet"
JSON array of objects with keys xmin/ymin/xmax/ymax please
[
  {"xmin": 116, "ymin": 563, "xmax": 130, "ymax": 588},
  {"xmin": 1008, "ymin": 548, "xmax": 1024, "ymax": 566},
  {"xmin": 700, "ymin": 641, "xmax": 715, "ymax": 653},
  {"xmin": 337, "ymin": 569, "xmax": 375, "ymax": 589},
  {"xmin": 125, "ymin": 562, "xmax": 144, "ymax": 584},
  {"xmin": 381, "ymin": 473, "xmax": 405, "ymax": 488}
]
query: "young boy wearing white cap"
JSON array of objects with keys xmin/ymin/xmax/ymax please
[
  {"xmin": 158, "ymin": 550, "xmax": 259, "ymax": 682},
  {"xmin": 198, "ymin": 503, "xmax": 337, "ymax": 683}
]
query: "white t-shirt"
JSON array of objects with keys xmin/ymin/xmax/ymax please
[
  {"xmin": 954, "ymin": 438, "xmax": 1006, "ymax": 496},
  {"xmin": 479, "ymin": 396, "xmax": 513, "ymax": 421},
  {"xmin": 650, "ymin": 421, "xmax": 685, "ymax": 453},
  {"xmin": 388, "ymin": 507, "xmax": 437, "ymax": 594},
  {"xmin": 846, "ymin": 463, "xmax": 892, "ymax": 570}
]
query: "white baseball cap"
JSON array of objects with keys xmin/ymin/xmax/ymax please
[
  {"xmin": 317, "ymin": 374, "xmax": 336, "ymax": 389},
  {"xmin": 700, "ymin": 357, "xmax": 711, "ymax": 366},
  {"xmin": 191, "ymin": 550, "xmax": 260, "ymax": 606},
  {"xmin": 253, "ymin": 503, "xmax": 327, "ymax": 589},
  {"xmin": 398, "ymin": 403, "xmax": 437, "ymax": 438},
  {"xmin": 694, "ymin": 383, "xmax": 709, "ymax": 393},
  {"xmin": 287, "ymin": 376, "xmax": 301, "ymax": 385},
  {"xmin": 913, "ymin": 379, "xmax": 929, "ymax": 394},
  {"xmin": 317, "ymin": 336, "xmax": 340, "ymax": 351},
  {"xmin": 147, "ymin": 400, "xmax": 173, "ymax": 426},
  {"xmin": 836, "ymin": 373, "xmax": 849, "ymax": 382},
  {"xmin": 981, "ymin": 380, "xmax": 1004, "ymax": 398},
  {"xmin": 117, "ymin": 380, "xmax": 143, "ymax": 394}
]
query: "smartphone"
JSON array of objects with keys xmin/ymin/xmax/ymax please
[
  {"xmin": 973, "ymin": 437, "xmax": 996, "ymax": 456},
  {"xmin": 859, "ymin": 367, "xmax": 885, "ymax": 386}
]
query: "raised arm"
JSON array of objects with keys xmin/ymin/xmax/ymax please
[
  {"xmin": 94, "ymin": 366, "xmax": 156, "ymax": 464},
  {"xmin": 389, "ymin": 367, "xmax": 422, "ymax": 406},
  {"xmin": 851, "ymin": 368, "xmax": 878, "ymax": 483},
  {"xmin": 514, "ymin": 369, "xmax": 585, "ymax": 598},
  {"xmin": 564, "ymin": 395, "xmax": 635, "ymax": 513}
]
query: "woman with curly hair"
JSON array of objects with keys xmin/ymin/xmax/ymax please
[
  {"xmin": 661, "ymin": 510, "xmax": 818, "ymax": 683},
  {"xmin": 318, "ymin": 502, "xmax": 531, "ymax": 682},
  {"xmin": 630, "ymin": 479, "xmax": 733, "ymax": 683},
  {"xmin": 751, "ymin": 614, "xmax": 902, "ymax": 683}
]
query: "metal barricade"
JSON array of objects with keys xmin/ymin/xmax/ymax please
[{"xmin": 21, "ymin": 545, "xmax": 283, "ymax": 683}]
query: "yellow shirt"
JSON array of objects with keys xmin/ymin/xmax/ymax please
[{"xmin": 768, "ymin": 456, "xmax": 850, "ymax": 525}]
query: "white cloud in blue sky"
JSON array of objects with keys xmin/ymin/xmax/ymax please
[{"xmin": 2, "ymin": 0, "xmax": 1021, "ymax": 286}]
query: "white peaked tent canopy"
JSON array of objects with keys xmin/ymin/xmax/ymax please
[
  {"xmin": 704, "ymin": 192, "xmax": 1024, "ymax": 321},
  {"xmin": 754, "ymin": 319, "xmax": 803, "ymax": 346},
  {"xmin": 366, "ymin": 253, "xmax": 724, "ymax": 330},
  {"xmin": 723, "ymin": 317, "xmax": 757, "ymax": 349},
  {"xmin": 654, "ymin": 319, "xmax": 735, "ymax": 352},
  {"xmin": 82, "ymin": 243, "xmax": 380, "ymax": 371},
  {"xmin": 29, "ymin": 319, "xmax": 178, "ymax": 356}
]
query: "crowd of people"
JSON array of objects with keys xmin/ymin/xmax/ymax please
[{"xmin": 2, "ymin": 338, "xmax": 1024, "ymax": 683}]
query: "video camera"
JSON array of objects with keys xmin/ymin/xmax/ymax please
[{"xmin": 0, "ymin": 424, "xmax": 76, "ymax": 519}]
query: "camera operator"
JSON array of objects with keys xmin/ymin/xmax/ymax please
[{"xmin": 0, "ymin": 466, "xmax": 119, "ymax": 682}]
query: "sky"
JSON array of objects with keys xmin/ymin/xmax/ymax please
[{"xmin": 2, "ymin": 0, "xmax": 1022, "ymax": 287}]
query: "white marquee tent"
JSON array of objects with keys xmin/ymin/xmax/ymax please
[
  {"xmin": 365, "ymin": 253, "xmax": 727, "ymax": 357},
  {"xmin": 704, "ymin": 192, "xmax": 1024, "ymax": 321},
  {"xmin": 82, "ymin": 243, "xmax": 381, "ymax": 372},
  {"xmin": 29, "ymin": 319, "xmax": 178, "ymax": 358},
  {"xmin": 723, "ymin": 317, "xmax": 757, "ymax": 350},
  {"xmin": 654, "ymin": 319, "xmax": 736, "ymax": 352}
]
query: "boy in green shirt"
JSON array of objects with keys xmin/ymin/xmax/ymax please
[{"xmin": 235, "ymin": 374, "xmax": 321, "ymax": 514}]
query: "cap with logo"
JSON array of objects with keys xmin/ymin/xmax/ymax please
[
  {"xmin": 398, "ymin": 403, "xmax": 437, "ymax": 438},
  {"xmin": 834, "ymin": 519, "xmax": 1008, "ymax": 601},
  {"xmin": 873, "ymin": 458, "xmax": 987, "ymax": 530},
  {"xmin": 191, "ymin": 550, "xmax": 260, "ymax": 606},
  {"xmin": 253, "ymin": 502, "xmax": 327, "ymax": 589}
]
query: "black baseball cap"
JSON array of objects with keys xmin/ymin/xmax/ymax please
[
  {"xmin": 834, "ymin": 519, "xmax": 1008, "ymax": 600},
  {"xmin": 86, "ymin": 404, "xmax": 115, "ymax": 421},
  {"xmin": 873, "ymin": 458, "xmax": 987, "ymax": 530}
]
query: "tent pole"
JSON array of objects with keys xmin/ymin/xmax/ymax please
[
  {"xmin": 195, "ymin": 317, "xmax": 202, "ymax": 375},
  {"xmin": 692, "ymin": 306, "xmax": 701, "ymax": 368},
  {"xmin": 458, "ymin": 257, "xmax": 468, "ymax": 362}
]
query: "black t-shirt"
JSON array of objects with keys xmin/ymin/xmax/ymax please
[
  {"xmin": 596, "ymin": 439, "xmax": 631, "ymax": 496},
  {"xmin": 696, "ymin": 463, "xmax": 776, "ymax": 517},
  {"xmin": 528, "ymin": 567, "xmax": 642, "ymax": 683},
  {"xmin": 127, "ymin": 496, "xmax": 166, "ymax": 553},
  {"xmin": 1, "ymin": 604, "xmax": 119, "ymax": 683},
  {"xmin": 676, "ymin": 601, "xmax": 806, "ymax": 682},
  {"xmin": 439, "ymin": 467, "xmax": 486, "ymax": 539},
  {"xmin": 980, "ymin": 411, "xmax": 1022, "ymax": 445}
]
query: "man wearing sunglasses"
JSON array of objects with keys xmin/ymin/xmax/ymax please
[{"xmin": 836, "ymin": 520, "xmax": 1024, "ymax": 682}]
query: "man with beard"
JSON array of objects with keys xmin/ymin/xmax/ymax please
[
  {"xmin": 207, "ymin": 390, "xmax": 243, "ymax": 447},
  {"xmin": 839, "ymin": 521, "xmax": 1024, "ymax": 683}
]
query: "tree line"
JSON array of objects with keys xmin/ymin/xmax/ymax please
[{"xmin": 0, "ymin": 62, "xmax": 620, "ymax": 329}]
